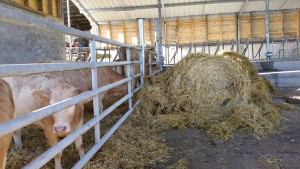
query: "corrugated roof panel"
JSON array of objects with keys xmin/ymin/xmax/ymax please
[
  {"xmin": 244, "ymin": 1, "xmax": 266, "ymax": 12},
  {"xmin": 204, "ymin": 2, "xmax": 243, "ymax": 15},
  {"xmin": 269, "ymin": 0, "xmax": 285, "ymax": 10},
  {"xmin": 75, "ymin": 0, "xmax": 300, "ymax": 22},
  {"xmin": 283, "ymin": 0, "xmax": 300, "ymax": 9},
  {"xmin": 149, "ymin": 8, "xmax": 157, "ymax": 18},
  {"xmin": 86, "ymin": 0, "xmax": 99, "ymax": 9}
]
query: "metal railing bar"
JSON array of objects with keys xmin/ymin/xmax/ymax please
[
  {"xmin": 23, "ymin": 94, "xmax": 135, "ymax": 169},
  {"xmin": 133, "ymin": 85, "xmax": 143, "ymax": 94},
  {"xmin": 0, "ymin": 61, "xmax": 131, "ymax": 78},
  {"xmin": 145, "ymin": 63, "xmax": 158, "ymax": 65},
  {"xmin": 165, "ymin": 37, "xmax": 300, "ymax": 47},
  {"xmin": 131, "ymin": 61, "xmax": 142, "ymax": 64},
  {"xmin": 0, "ymin": 77, "xmax": 131, "ymax": 137},
  {"xmin": 72, "ymin": 100, "xmax": 140, "ymax": 169},
  {"xmin": 132, "ymin": 73, "xmax": 142, "ymax": 79}
]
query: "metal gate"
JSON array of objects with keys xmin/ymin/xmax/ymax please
[{"xmin": 0, "ymin": 6, "xmax": 146, "ymax": 169}]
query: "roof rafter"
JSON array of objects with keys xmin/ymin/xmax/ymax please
[
  {"xmin": 239, "ymin": 0, "xmax": 249, "ymax": 17},
  {"xmin": 279, "ymin": 0, "xmax": 289, "ymax": 10}
]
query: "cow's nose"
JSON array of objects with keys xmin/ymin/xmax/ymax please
[{"xmin": 54, "ymin": 126, "xmax": 66, "ymax": 132}]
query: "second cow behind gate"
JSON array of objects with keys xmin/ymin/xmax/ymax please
[{"xmin": 112, "ymin": 47, "xmax": 160, "ymax": 88}]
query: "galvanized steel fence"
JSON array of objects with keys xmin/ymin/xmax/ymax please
[
  {"xmin": 0, "ymin": 6, "xmax": 146, "ymax": 169},
  {"xmin": 165, "ymin": 37, "xmax": 300, "ymax": 65}
]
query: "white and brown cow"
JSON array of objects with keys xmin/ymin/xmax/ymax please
[
  {"xmin": 117, "ymin": 47, "xmax": 160, "ymax": 76},
  {"xmin": 46, "ymin": 67, "xmax": 128, "ymax": 110},
  {"xmin": 4, "ymin": 74, "xmax": 84, "ymax": 169},
  {"xmin": 0, "ymin": 79, "xmax": 14, "ymax": 169}
]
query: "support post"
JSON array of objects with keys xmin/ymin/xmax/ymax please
[
  {"xmin": 154, "ymin": 19, "xmax": 159, "ymax": 64},
  {"xmin": 158, "ymin": 0, "xmax": 164, "ymax": 70},
  {"xmin": 164, "ymin": 19, "xmax": 167, "ymax": 52},
  {"xmin": 67, "ymin": 0, "xmax": 72, "ymax": 61},
  {"xmin": 90, "ymin": 39, "xmax": 101, "ymax": 144},
  {"xmin": 91, "ymin": 23, "xmax": 100, "ymax": 50},
  {"xmin": 265, "ymin": 0, "xmax": 273, "ymax": 62},
  {"xmin": 138, "ymin": 18, "xmax": 145, "ymax": 85},
  {"xmin": 126, "ymin": 47, "xmax": 133, "ymax": 108},
  {"xmin": 237, "ymin": 15, "xmax": 241, "ymax": 52}
]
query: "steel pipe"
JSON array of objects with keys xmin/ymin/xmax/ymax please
[
  {"xmin": 0, "ymin": 77, "xmax": 131, "ymax": 137},
  {"xmin": 0, "ymin": 61, "xmax": 131, "ymax": 78},
  {"xmin": 90, "ymin": 40, "xmax": 101, "ymax": 143},
  {"xmin": 138, "ymin": 18, "xmax": 145, "ymax": 85},
  {"xmin": 265, "ymin": 0, "xmax": 273, "ymax": 60}
]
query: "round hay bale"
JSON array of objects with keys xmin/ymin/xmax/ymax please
[{"xmin": 138, "ymin": 52, "xmax": 281, "ymax": 139}]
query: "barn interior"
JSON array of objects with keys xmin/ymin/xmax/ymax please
[{"xmin": 0, "ymin": 0, "xmax": 300, "ymax": 169}]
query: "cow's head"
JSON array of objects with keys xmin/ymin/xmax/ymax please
[{"xmin": 32, "ymin": 82, "xmax": 83, "ymax": 137}]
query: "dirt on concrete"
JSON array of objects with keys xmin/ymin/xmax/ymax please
[{"xmin": 153, "ymin": 88, "xmax": 300, "ymax": 169}]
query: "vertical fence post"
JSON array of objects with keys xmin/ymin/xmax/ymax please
[
  {"xmin": 158, "ymin": 0, "xmax": 164, "ymax": 70},
  {"xmin": 138, "ymin": 18, "xmax": 145, "ymax": 85},
  {"xmin": 265, "ymin": 0, "xmax": 273, "ymax": 62},
  {"xmin": 252, "ymin": 41, "xmax": 254, "ymax": 60},
  {"xmin": 237, "ymin": 15, "xmax": 240, "ymax": 52},
  {"xmin": 180, "ymin": 46, "xmax": 183, "ymax": 60},
  {"xmin": 126, "ymin": 48, "xmax": 133, "ymax": 109},
  {"xmin": 90, "ymin": 39, "xmax": 101, "ymax": 143},
  {"xmin": 167, "ymin": 47, "xmax": 170, "ymax": 64}
]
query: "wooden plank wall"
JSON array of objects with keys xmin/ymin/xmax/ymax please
[
  {"xmin": 99, "ymin": 10, "xmax": 300, "ymax": 46},
  {"xmin": 12, "ymin": 0, "xmax": 60, "ymax": 18}
]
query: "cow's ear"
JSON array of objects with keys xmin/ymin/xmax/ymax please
[{"xmin": 32, "ymin": 89, "xmax": 51, "ymax": 103}]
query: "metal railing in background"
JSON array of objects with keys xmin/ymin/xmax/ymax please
[
  {"xmin": 164, "ymin": 37, "xmax": 300, "ymax": 65},
  {"xmin": 90, "ymin": 47, "xmax": 159, "ymax": 76},
  {"xmin": 0, "ymin": 6, "xmax": 145, "ymax": 168}
]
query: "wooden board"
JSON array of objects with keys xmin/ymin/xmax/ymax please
[
  {"xmin": 97, "ymin": 10, "xmax": 299, "ymax": 45},
  {"xmin": 12, "ymin": 0, "xmax": 60, "ymax": 18},
  {"xmin": 240, "ymin": 15, "xmax": 251, "ymax": 39},
  {"xmin": 222, "ymin": 15, "xmax": 237, "ymax": 41}
]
